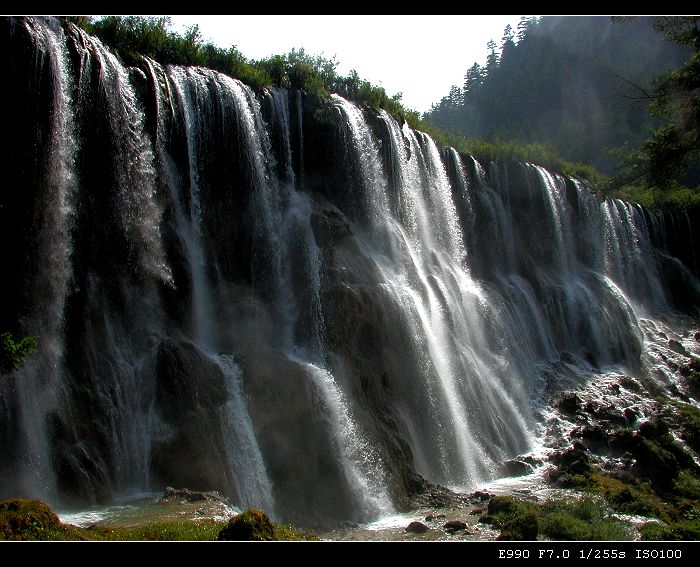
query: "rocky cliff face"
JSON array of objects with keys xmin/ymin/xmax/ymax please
[{"xmin": 1, "ymin": 17, "xmax": 698, "ymax": 528}]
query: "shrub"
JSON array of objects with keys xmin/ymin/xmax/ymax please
[{"xmin": 0, "ymin": 332, "xmax": 38, "ymax": 374}]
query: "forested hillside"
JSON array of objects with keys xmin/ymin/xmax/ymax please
[{"xmin": 424, "ymin": 16, "xmax": 689, "ymax": 176}]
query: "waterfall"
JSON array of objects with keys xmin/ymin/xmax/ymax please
[
  {"xmin": 2, "ymin": 16, "xmax": 699, "ymax": 527},
  {"xmin": 3, "ymin": 16, "xmax": 77, "ymax": 502}
]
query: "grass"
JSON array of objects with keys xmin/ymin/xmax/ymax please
[{"xmin": 0, "ymin": 499, "xmax": 319, "ymax": 541}]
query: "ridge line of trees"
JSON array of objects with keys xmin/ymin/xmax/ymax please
[
  {"xmin": 424, "ymin": 16, "xmax": 700, "ymax": 210},
  {"xmin": 60, "ymin": 16, "xmax": 596, "ymax": 182}
]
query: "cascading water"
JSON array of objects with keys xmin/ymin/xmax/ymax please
[{"xmin": 2, "ymin": 16, "xmax": 699, "ymax": 528}]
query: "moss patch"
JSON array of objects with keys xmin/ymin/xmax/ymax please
[
  {"xmin": 217, "ymin": 508, "xmax": 275, "ymax": 541},
  {"xmin": 0, "ymin": 499, "xmax": 63, "ymax": 540}
]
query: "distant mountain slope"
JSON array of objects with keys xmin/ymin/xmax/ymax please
[{"xmin": 424, "ymin": 16, "xmax": 689, "ymax": 174}]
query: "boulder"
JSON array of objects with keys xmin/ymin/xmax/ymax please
[
  {"xmin": 217, "ymin": 509, "xmax": 275, "ymax": 541},
  {"xmin": 472, "ymin": 490, "xmax": 492, "ymax": 501},
  {"xmin": 405, "ymin": 521, "xmax": 429, "ymax": 533},
  {"xmin": 556, "ymin": 391, "xmax": 582, "ymax": 415},
  {"xmin": 669, "ymin": 339, "xmax": 689, "ymax": 356},
  {"xmin": 503, "ymin": 459, "xmax": 534, "ymax": 477},
  {"xmin": 443, "ymin": 519, "xmax": 468, "ymax": 533},
  {"xmin": 0, "ymin": 499, "xmax": 61, "ymax": 540},
  {"xmin": 159, "ymin": 486, "xmax": 228, "ymax": 504}
]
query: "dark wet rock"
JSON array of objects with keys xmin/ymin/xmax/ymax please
[
  {"xmin": 623, "ymin": 407, "xmax": 639, "ymax": 423},
  {"xmin": 159, "ymin": 486, "xmax": 228, "ymax": 504},
  {"xmin": 443, "ymin": 519, "xmax": 468, "ymax": 533},
  {"xmin": 405, "ymin": 521, "xmax": 429, "ymax": 533},
  {"xmin": 678, "ymin": 357, "xmax": 700, "ymax": 397},
  {"xmin": 425, "ymin": 513, "xmax": 446, "ymax": 521},
  {"xmin": 469, "ymin": 508, "xmax": 483, "ymax": 515},
  {"xmin": 217, "ymin": 508, "xmax": 275, "ymax": 541},
  {"xmin": 694, "ymin": 331, "xmax": 700, "ymax": 341},
  {"xmin": 609, "ymin": 428, "xmax": 636, "ymax": 454},
  {"xmin": 556, "ymin": 391, "xmax": 582, "ymax": 415},
  {"xmin": 310, "ymin": 202, "xmax": 352, "ymax": 249},
  {"xmin": 619, "ymin": 376, "xmax": 643, "ymax": 393},
  {"xmin": 669, "ymin": 339, "xmax": 689, "ymax": 356},
  {"xmin": 583, "ymin": 401, "xmax": 628, "ymax": 425},
  {"xmin": 521, "ymin": 455, "xmax": 543, "ymax": 467},
  {"xmin": 548, "ymin": 443, "xmax": 592, "ymax": 485},
  {"xmin": 503, "ymin": 459, "xmax": 534, "ymax": 477},
  {"xmin": 560, "ymin": 351, "xmax": 577, "ymax": 365},
  {"xmin": 472, "ymin": 490, "xmax": 492, "ymax": 501},
  {"xmin": 151, "ymin": 338, "xmax": 233, "ymax": 495},
  {"xmin": 570, "ymin": 425, "xmax": 608, "ymax": 449},
  {"xmin": 410, "ymin": 482, "xmax": 470, "ymax": 509}
]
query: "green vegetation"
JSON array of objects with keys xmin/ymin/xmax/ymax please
[
  {"xmin": 0, "ymin": 499, "xmax": 318, "ymax": 541},
  {"xmin": 217, "ymin": 508, "xmax": 275, "ymax": 541},
  {"xmin": 675, "ymin": 401, "xmax": 700, "ymax": 455},
  {"xmin": 418, "ymin": 122, "xmax": 602, "ymax": 181},
  {"xmin": 547, "ymin": 401, "xmax": 700, "ymax": 540},
  {"xmin": 425, "ymin": 16, "xmax": 700, "ymax": 210},
  {"xmin": 617, "ymin": 18, "xmax": 700, "ymax": 190},
  {"xmin": 482, "ymin": 495, "xmax": 632, "ymax": 541},
  {"xmin": 60, "ymin": 16, "xmax": 597, "ymax": 181},
  {"xmin": 62, "ymin": 16, "xmax": 420, "ymax": 129},
  {"xmin": 0, "ymin": 331, "xmax": 37, "ymax": 374}
]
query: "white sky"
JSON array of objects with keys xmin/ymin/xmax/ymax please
[{"xmin": 168, "ymin": 15, "xmax": 525, "ymax": 114}]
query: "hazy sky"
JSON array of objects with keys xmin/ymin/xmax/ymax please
[{"xmin": 169, "ymin": 15, "xmax": 525, "ymax": 114}]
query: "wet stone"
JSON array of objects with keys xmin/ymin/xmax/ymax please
[
  {"xmin": 443, "ymin": 519, "xmax": 468, "ymax": 533},
  {"xmin": 405, "ymin": 521, "xmax": 429, "ymax": 533}
]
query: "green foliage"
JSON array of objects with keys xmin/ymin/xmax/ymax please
[
  {"xmin": 610, "ymin": 18, "xmax": 700, "ymax": 204},
  {"xmin": 483, "ymin": 495, "xmax": 632, "ymax": 541},
  {"xmin": 539, "ymin": 497, "xmax": 631, "ymax": 541},
  {"xmin": 641, "ymin": 518, "xmax": 700, "ymax": 540},
  {"xmin": 674, "ymin": 402, "xmax": 700, "ymax": 455},
  {"xmin": 498, "ymin": 510, "xmax": 539, "ymax": 540},
  {"xmin": 416, "ymin": 121, "xmax": 601, "ymax": 181},
  {"xmin": 0, "ymin": 332, "xmax": 38, "ymax": 374},
  {"xmin": 675, "ymin": 471, "xmax": 700, "ymax": 500},
  {"xmin": 63, "ymin": 16, "xmax": 421, "ymax": 128},
  {"xmin": 425, "ymin": 17, "xmax": 687, "ymax": 175},
  {"xmin": 424, "ymin": 15, "xmax": 700, "ymax": 209}
]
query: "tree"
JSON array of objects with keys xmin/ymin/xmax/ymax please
[
  {"xmin": 0, "ymin": 332, "xmax": 37, "ymax": 375},
  {"xmin": 485, "ymin": 39, "xmax": 500, "ymax": 72},
  {"xmin": 448, "ymin": 84, "xmax": 463, "ymax": 107},
  {"xmin": 463, "ymin": 62, "xmax": 484, "ymax": 96},
  {"xmin": 501, "ymin": 24, "xmax": 515, "ymax": 52},
  {"xmin": 619, "ymin": 17, "xmax": 700, "ymax": 189}
]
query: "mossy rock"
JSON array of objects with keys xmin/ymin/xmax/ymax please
[
  {"xmin": 217, "ymin": 508, "xmax": 276, "ymax": 541},
  {"xmin": 487, "ymin": 495, "xmax": 519, "ymax": 516},
  {"xmin": 0, "ymin": 499, "xmax": 62, "ymax": 540},
  {"xmin": 497, "ymin": 511, "xmax": 539, "ymax": 540}
]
